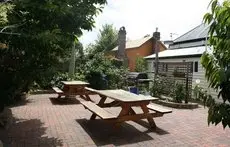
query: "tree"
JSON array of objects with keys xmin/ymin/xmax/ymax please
[
  {"xmin": 81, "ymin": 24, "xmax": 127, "ymax": 90},
  {"xmin": 135, "ymin": 56, "xmax": 147, "ymax": 72},
  {"xmin": 201, "ymin": 0, "xmax": 230, "ymax": 128},
  {"xmin": 96, "ymin": 24, "xmax": 118, "ymax": 52},
  {"xmin": 86, "ymin": 24, "xmax": 118, "ymax": 56},
  {"xmin": 0, "ymin": 0, "xmax": 106, "ymax": 111}
]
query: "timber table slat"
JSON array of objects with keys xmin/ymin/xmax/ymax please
[
  {"xmin": 62, "ymin": 81, "xmax": 89, "ymax": 86},
  {"xmin": 84, "ymin": 88, "xmax": 169, "ymax": 129},
  {"xmin": 147, "ymin": 104, "xmax": 172, "ymax": 114},
  {"xmin": 86, "ymin": 89, "xmax": 158, "ymax": 102},
  {"xmin": 52, "ymin": 87, "xmax": 64, "ymax": 94},
  {"xmin": 81, "ymin": 101, "xmax": 116, "ymax": 119}
]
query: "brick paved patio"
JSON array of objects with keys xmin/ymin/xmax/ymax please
[{"xmin": 0, "ymin": 93, "xmax": 230, "ymax": 147}]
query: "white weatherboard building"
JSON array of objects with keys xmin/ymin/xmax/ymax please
[{"xmin": 145, "ymin": 23, "xmax": 218, "ymax": 99}]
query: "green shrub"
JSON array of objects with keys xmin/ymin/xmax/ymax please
[
  {"xmin": 135, "ymin": 57, "xmax": 147, "ymax": 72},
  {"xmin": 150, "ymin": 77, "xmax": 163, "ymax": 97},
  {"xmin": 80, "ymin": 53, "xmax": 128, "ymax": 90},
  {"xmin": 150, "ymin": 76, "xmax": 175, "ymax": 98},
  {"xmin": 50, "ymin": 72, "xmax": 85, "ymax": 88},
  {"xmin": 192, "ymin": 85, "xmax": 213, "ymax": 106},
  {"xmin": 173, "ymin": 83, "xmax": 185, "ymax": 103}
]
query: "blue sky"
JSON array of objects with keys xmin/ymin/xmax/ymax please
[{"xmin": 79, "ymin": 0, "xmax": 211, "ymax": 47}]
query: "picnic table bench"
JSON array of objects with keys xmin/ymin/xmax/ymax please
[
  {"xmin": 52, "ymin": 87, "xmax": 64, "ymax": 98},
  {"xmin": 52, "ymin": 81, "xmax": 93, "ymax": 101},
  {"xmin": 81, "ymin": 87, "xmax": 172, "ymax": 129}
]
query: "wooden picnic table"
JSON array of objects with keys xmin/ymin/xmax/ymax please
[
  {"xmin": 52, "ymin": 81, "xmax": 92, "ymax": 100},
  {"xmin": 81, "ymin": 88, "xmax": 172, "ymax": 129}
]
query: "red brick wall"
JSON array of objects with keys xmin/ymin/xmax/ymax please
[{"xmin": 106, "ymin": 39, "xmax": 166, "ymax": 71}]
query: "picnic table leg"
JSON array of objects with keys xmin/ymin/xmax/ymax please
[
  {"xmin": 141, "ymin": 104, "xmax": 156, "ymax": 129},
  {"xmin": 114, "ymin": 104, "xmax": 131, "ymax": 128},
  {"xmin": 129, "ymin": 107, "xmax": 136, "ymax": 115},
  {"xmin": 84, "ymin": 95, "xmax": 93, "ymax": 101},
  {"xmin": 57, "ymin": 95, "xmax": 61, "ymax": 99},
  {"xmin": 79, "ymin": 95, "xmax": 92, "ymax": 101},
  {"xmin": 90, "ymin": 95, "xmax": 107, "ymax": 120}
]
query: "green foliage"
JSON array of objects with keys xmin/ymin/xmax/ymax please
[
  {"xmin": 150, "ymin": 76, "xmax": 187, "ymax": 103},
  {"xmin": 80, "ymin": 23, "xmax": 126, "ymax": 90},
  {"xmin": 0, "ymin": 2, "xmax": 12, "ymax": 25},
  {"xmin": 86, "ymin": 24, "xmax": 118, "ymax": 57},
  {"xmin": 135, "ymin": 57, "xmax": 147, "ymax": 72},
  {"xmin": 202, "ymin": 0, "xmax": 230, "ymax": 128},
  {"xmin": 173, "ymin": 83, "xmax": 185, "ymax": 103},
  {"xmin": 81, "ymin": 53, "xmax": 127, "ymax": 90},
  {"xmin": 193, "ymin": 85, "xmax": 203, "ymax": 101},
  {"xmin": 193, "ymin": 85, "xmax": 213, "ymax": 106},
  {"xmin": 150, "ymin": 77, "xmax": 162, "ymax": 97},
  {"xmin": 0, "ymin": 0, "xmax": 106, "ymax": 110},
  {"xmin": 50, "ymin": 72, "xmax": 85, "ymax": 88},
  {"xmin": 150, "ymin": 76, "xmax": 175, "ymax": 98},
  {"xmin": 96, "ymin": 24, "xmax": 118, "ymax": 52}
]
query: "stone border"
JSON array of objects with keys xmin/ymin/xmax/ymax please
[
  {"xmin": 30, "ymin": 89, "xmax": 53, "ymax": 94},
  {"xmin": 154, "ymin": 100, "xmax": 199, "ymax": 109}
]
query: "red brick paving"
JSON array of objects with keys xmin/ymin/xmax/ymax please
[{"xmin": 0, "ymin": 93, "xmax": 230, "ymax": 147}]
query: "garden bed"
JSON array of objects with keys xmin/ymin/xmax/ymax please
[
  {"xmin": 154, "ymin": 99, "xmax": 199, "ymax": 109},
  {"xmin": 153, "ymin": 95, "xmax": 199, "ymax": 109},
  {"xmin": 30, "ymin": 89, "xmax": 54, "ymax": 94}
]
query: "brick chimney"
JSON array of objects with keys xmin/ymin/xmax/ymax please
[
  {"xmin": 116, "ymin": 26, "xmax": 127, "ymax": 60},
  {"xmin": 153, "ymin": 28, "xmax": 160, "ymax": 45}
]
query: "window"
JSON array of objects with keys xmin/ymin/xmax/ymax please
[
  {"xmin": 194, "ymin": 61, "xmax": 198, "ymax": 72},
  {"xmin": 162, "ymin": 63, "xmax": 168, "ymax": 72}
]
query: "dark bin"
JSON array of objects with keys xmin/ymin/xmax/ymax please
[{"xmin": 129, "ymin": 87, "xmax": 139, "ymax": 95}]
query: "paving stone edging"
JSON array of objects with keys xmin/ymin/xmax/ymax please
[{"xmin": 154, "ymin": 100, "xmax": 199, "ymax": 109}]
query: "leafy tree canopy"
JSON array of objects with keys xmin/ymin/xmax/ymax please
[
  {"xmin": 201, "ymin": 0, "xmax": 230, "ymax": 128},
  {"xmin": 0, "ymin": 0, "xmax": 107, "ymax": 109},
  {"xmin": 86, "ymin": 24, "xmax": 118, "ymax": 56}
]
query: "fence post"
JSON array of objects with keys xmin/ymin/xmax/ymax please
[{"xmin": 185, "ymin": 62, "xmax": 189, "ymax": 103}]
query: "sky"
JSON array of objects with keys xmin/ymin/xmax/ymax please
[{"xmin": 79, "ymin": 0, "xmax": 211, "ymax": 48}]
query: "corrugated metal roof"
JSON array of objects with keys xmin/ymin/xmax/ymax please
[
  {"xmin": 169, "ymin": 40, "xmax": 206, "ymax": 49},
  {"xmin": 112, "ymin": 36, "xmax": 152, "ymax": 51},
  {"xmin": 145, "ymin": 46, "xmax": 210, "ymax": 59},
  {"xmin": 173, "ymin": 23, "xmax": 210, "ymax": 43}
]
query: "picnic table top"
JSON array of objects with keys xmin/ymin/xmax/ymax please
[
  {"xmin": 61, "ymin": 81, "xmax": 89, "ymax": 86},
  {"xmin": 88, "ymin": 89, "xmax": 158, "ymax": 102}
]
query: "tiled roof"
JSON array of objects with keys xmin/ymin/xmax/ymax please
[{"xmin": 112, "ymin": 36, "xmax": 152, "ymax": 51}]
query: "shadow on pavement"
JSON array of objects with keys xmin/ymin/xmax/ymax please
[
  {"xmin": 0, "ymin": 111, "xmax": 63, "ymax": 147},
  {"xmin": 76, "ymin": 118, "xmax": 153, "ymax": 146}
]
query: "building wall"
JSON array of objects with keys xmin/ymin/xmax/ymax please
[
  {"xmin": 126, "ymin": 39, "xmax": 152, "ymax": 71},
  {"xmin": 107, "ymin": 39, "xmax": 166, "ymax": 71},
  {"xmin": 146, "ymin": 57, "xmax": 219, "ymax": 99},
  {"xmin": 127, "ymin": 40, "xmax": 166, "ymax": 71}
]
